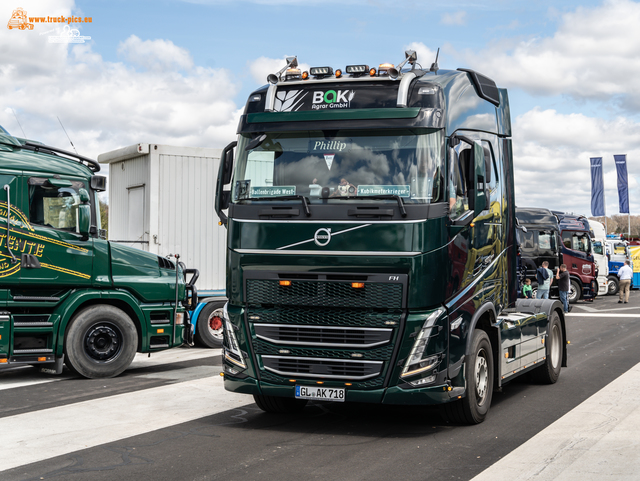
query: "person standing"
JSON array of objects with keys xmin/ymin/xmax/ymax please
[
  {"xmin": 536, "ymin": 261, "xmax": 553, "ymax": 299},
  {"xmin": 556, "ymin": 264, "xmax": 570, "ymax": 313},
  {"xmin": 617, "ymin": 260, "xmax": 633, "ymax": 304},
  {"xmin": 522, "ymin": 278, "xmax": 533, "ymax": 299}
]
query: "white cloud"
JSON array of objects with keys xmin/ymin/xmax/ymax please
[
  {"xmin": 462, "ymin": 0, "xmax": 640, "ymax": 108},
  {"xmin": 441, "ymin": 10, "xmax": 466, "ymax": 26},
  {"xmin": 118, "ymin": 35, "xmax": 194, "ymax": 71},
  {"xmin": 0, "ymin": 1, "xmax": 240, "ymax": 163},
  {"xmin": 512, "ymin": 108, "xmax": 640, "ymax": 216}
]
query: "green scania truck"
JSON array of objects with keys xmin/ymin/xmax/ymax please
[
  {"xmin": 0, "ymin": 126, "xmax": 196, "ymax": 378},
  {"xmin": 215, "ymin": 52, "xmax": 567, "ymax": 423}
]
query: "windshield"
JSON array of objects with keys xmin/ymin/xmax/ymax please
[{"xmin": 232, "ymin": 129, "xmax": 444, "ymax": 204}]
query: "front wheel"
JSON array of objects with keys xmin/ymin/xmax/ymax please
[
  {"xmin": 195, "ymin": 302, "xmax": 225, "ymax": 348},
  {"xmin": 607, "ymin": 276, "xmax": 619, "ymax": 295},
  {"xmin": 444, "ymin": 330, "xmax": 494, "ymax": 424},
  {"xmin": 530, "ymin": 310, "xmax": 563, "ymax": 384},
  {"xmin": 64, "ymin": 305, "xmax": 138, "ymax": 379},
  {"xmin": 568, "ymin": 279, "xmax": 581, "ymax": 304}
]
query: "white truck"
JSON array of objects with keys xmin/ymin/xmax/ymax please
[
  {"xmin": 588, "ymin": 219, "xmax": 609, "ymax": 296},
  {"xmin": 97, "ymin": 143, "xmax": 227, "ymax": 347}
]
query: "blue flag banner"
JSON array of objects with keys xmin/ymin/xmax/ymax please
[
  {"xmin": 590, "ymin": 157, "xmax": 605, "ymax": 217},
  {"xmin": 614, "ymin": 154, "xmax": 629, "ymax": 214}
]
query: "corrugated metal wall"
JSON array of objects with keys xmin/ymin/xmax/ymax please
[
  {"xmin": 155, "ymin": 151, "xmax": 226, "ymax": 291},
  {"xmin": 108, "ymin": 155, "xmax": 150, "ymax": 248}
]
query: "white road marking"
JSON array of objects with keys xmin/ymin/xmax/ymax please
[
  {"xmin": 0, "ymin": 348, "xmax": 220, "ymax": 391},
  {"xmin": 0, "ymin": 374, "xmax": 252, "ymax": 472},
  {"xmin": 471, "ymin": 361, "xmax": 640, "ymax": 480},
  {"xmin": 565, "ymin": 313, "xmax": 640, "ymax": 318}
]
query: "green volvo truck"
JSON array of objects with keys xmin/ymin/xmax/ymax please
[
  {"xmin": 215, "ymin": 52, "xmax": 567, "ymax": 423},
  {"xmin": 0, "ymin": 126, "xmax": 197, "ymax": 378}
]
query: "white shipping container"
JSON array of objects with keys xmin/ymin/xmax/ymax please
[{"xmin": 97, "ymin": 143, "xmax": 226, "ymax": 293}]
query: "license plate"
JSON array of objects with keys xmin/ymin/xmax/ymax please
[{"xmin": 295, "ymin": 385, "xmax": 345, "ymax": 402}]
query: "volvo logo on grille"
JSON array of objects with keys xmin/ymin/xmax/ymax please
[{"xmin": 314, "ymin": 228, "xmax": 332, "ymax": 246}]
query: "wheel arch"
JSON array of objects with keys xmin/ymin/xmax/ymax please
[
  {"xmin": 55, "ymin": 291, "xmax": 147, "ymax": 356},
  {"xmin": 466, "ymin": 302, "xmax": 499, "ymax": 388}
]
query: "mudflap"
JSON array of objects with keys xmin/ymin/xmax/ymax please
[{"xmin": 39, "ymin": 355, "xmax": 65, "ymax": 375}]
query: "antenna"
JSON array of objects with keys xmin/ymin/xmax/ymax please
[
  {"xmin": 430, "ymin": 48, "xmax": 440, "ymax": 73},
  {"xmin": 11, "ymin": 108, "xmax": 26, "ymax": 138},
  {"xmin": 57, "ymin": 116, "xmax": 78, "ymax": 155}
]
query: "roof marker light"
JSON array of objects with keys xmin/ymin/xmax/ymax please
[
  {"xmin": 310, "ymin": 66, "xmax": 333, "ymax": 77},
  {"xmin": 346, "ymin": 65, "xmax": 369, "ymax": 76},
  {"xmin": 335, "ymin": 69, "xmax": 342, "ymax": 78}
]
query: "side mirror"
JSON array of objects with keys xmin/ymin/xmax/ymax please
[
  {"xmin": 215, "ymin": 140, "xmax": 237, "ymax": 225},
  {"xmin": 78, "ymin": 204, "xmax": 91, "ymax": 235},
  {"xmin": 473, "ymin": 142, "xmax": 487, "ymax": 216},
  {"xmin": 222, "ymin": 144, "xmax": 235, "ymax": 185}
]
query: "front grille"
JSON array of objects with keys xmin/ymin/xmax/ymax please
[
  {"xmin": 248, "ymin": 307, "xmax": 400, "ymax": 328},
  {"xmin": 247, "ymin": 279, "xmax": 402, "ymax": 309},
  {"xmin": 261, "ymin": 355, "xmax": 383, "ymax": 380},
  {"xmin": 254, "ymin": 324, "xmax": 393, "ymax": 348},
  {"xmin": 253, "ymin": 338, "xmax": 395, "ymax": 361}
]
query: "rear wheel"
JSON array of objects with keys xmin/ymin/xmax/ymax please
[
  {"xmin": 530, "ymin": 310, "xmax": 563, "ymax": 384},
  {"xmin": 568, "ymin": 280, "xmax": 581, "ymax": 304},
  {"xmin": 253, "ymin": 394, "xmax": 308, "ymax": 413},
  {"xmin": 607, "ymin": 276, "xmax": 619, "ymax": 295},
  {"xmin": 195, "ymin": 302, "xmax": 225, "ymax": 348},
  {"xmin": 64, "ymin": 305, "xmax": 138, "ymax": 379},
  {"xmin": 444, "ymin": 330, "xmax": 494, "ymax": 424}
]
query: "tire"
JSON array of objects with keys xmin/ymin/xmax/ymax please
[
  {"xmin": 195, "ymin": 301, "xmax": 225, "ymax": 348},
  {"xmin": 568, "ymin": 279, "xmax": 581, "ymax": 304},
  {"xmin": 253, "ymin": 394, "xmax": 308, "ymax": 413},
  {"xmin": 64, "ymin": 305, "xmax": 138, "ymax": 379},
  {"xmin": 530, "ymin": 310, "xmax": 563, "ymax": 384},
  {"xmin": 607, "ymin": 276, "xmax": 619, "ymax": 296},
  {"xmin": 444, "ymin": 330, "xmax": 494, "ymax": 424}
]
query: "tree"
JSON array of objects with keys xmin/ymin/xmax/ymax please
[{"xmin": 99, "ymin": 198, "xmax": 108, "ymax": 237}]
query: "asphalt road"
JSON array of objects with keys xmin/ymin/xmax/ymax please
[{"xmin": 1, "ymin": 292, "xmax": 639, "ymax": 481}]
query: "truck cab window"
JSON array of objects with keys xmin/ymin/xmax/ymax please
[
  {"xmin": 563, "ymin": 231, "xmax": 590, "ymax": 253},
  {"xmin": 28, "ymin": 177, "xmax": 87, "ymax": 233},
  {"xmin": 449, "ymin": 142, "xmax": 470, "ymax": 218}
]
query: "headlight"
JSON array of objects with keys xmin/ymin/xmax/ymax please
[
  {"xmin": 401, "ymin": 308, "xmax": 444, "ymax": 379},
  {"xmin": 222, "ymin": 304, "xmax": 247, "ymax": 369}
]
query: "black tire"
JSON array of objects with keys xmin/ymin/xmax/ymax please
[
  {"xmin": 607, "ymin": 276, "xmax": 619, "ymax": 296},
  {"xmin": 64, "ymin": 305, "xmax": 138, "ymax": 379},
  {"xmin": 195, "ymin": 301, "xmax": 225, "ymax": 348},
  {"xmin": 568, "ymin": 279, "xmax": 581, "ymax": 304},
  {"xmin": 444, "ymin": 330, "xmax": 494, "ymax": 424},
  {"xmin": 530, "ymin": 310, "xmax": 563, "ymax": 384},
  {"xmin": 253, "ymin": 394, "xmax": 308, "ymax": 413}
]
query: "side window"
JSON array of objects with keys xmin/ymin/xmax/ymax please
[
  {"xmin": 449, "ymin": 142, "xmax": 471, "ymax": 218},
  {"xmin": 562, "ymin": 231, "xmax": 590, "ymax": 253},
  {"xmin": 28, "ymin": 177, "xmax": 86, "ymax": 233},
  {"xmin": 522, "ymin": 231, "xmax": 534, "ymax": 250}
]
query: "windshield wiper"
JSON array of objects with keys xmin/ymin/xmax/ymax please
[
  {"xmin": 242, "ymin": 195, "xmax": 311, "ymax": 217},
  {"xmin": 332, "ymin": 195, "xmax": 407, "ymax": 218}
]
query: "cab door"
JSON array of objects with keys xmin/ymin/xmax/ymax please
[
  {"xmin": 17, "ymin": 176, "xmax": 93, "ymax": 288},
  {"xmin": 0, "ymin": 173, "xmax": 23, "ymax": 298}
]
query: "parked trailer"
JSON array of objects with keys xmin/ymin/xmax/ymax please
[{"xmin": 97, "ymin": 144, "xmax": 227, "ymax": 347}]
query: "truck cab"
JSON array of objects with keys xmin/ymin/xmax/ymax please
[
  {"xmin": 0, "ymin": 128, "xmax": 196, "ymax": 378},
  {"xmin": 216, "ymin": 52, "xmax": 567, "ymax": 424}
]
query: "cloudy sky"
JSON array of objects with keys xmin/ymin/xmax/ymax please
[{"xmin": 1, "ymin": 0, "xmax": 638, "ymax": 217}]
